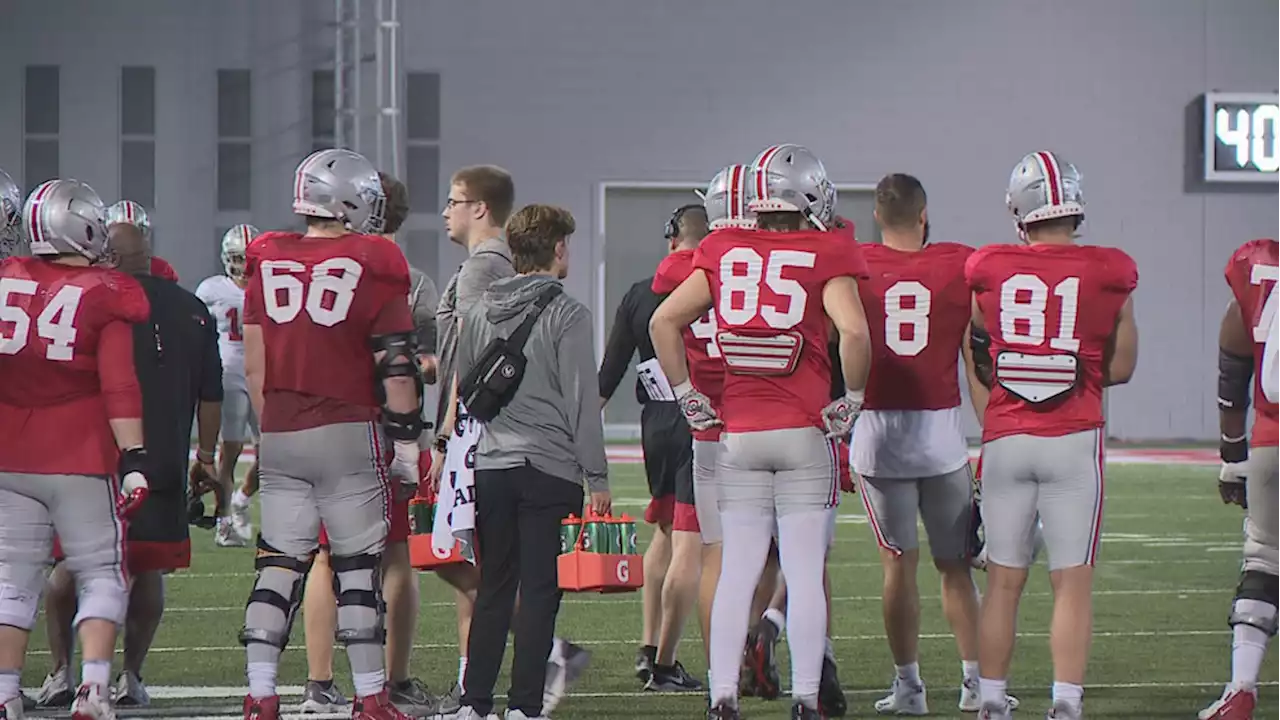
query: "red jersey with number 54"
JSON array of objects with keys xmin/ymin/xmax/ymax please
[
  {"xmin": 0, "ymin": 256, "xmax": 150, "ymax": 475},
  {"xmin": 1225, "ymin": 238, "xmax": 1279, "ymax": 447},
  {"xmin": 244, "ymin": 231, "xmax": 412, "ymax": 433},
  {"xmin": 861, "ymin": 242, "xmax": 974, "ymax": 411},
  {"xmin": 653, "ymin": 248, "xmax": 725, "ymax": 441},
  {"xmin": 966, "ymin": 243, "xmax": 1137, "ymax": 442},
  {"xmin": 693, "ymin": 227, "xmax": 869, "ymax": 433}
]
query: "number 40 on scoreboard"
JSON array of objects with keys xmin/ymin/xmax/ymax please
[{"xmin": 1204, "ymin": 92, "xmax": 1279, "ymax": 183}]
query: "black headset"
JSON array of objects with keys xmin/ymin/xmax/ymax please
[{"xmin": 664, "ymin": 204, "xmax": 705, "ymax": 239}]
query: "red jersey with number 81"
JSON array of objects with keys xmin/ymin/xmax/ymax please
[
  {"xmin": 693, "ymin": 227, "xmax": 869, "ymax": 433},
  {"xmin": 861, "ymin": 242, "xmax": 974, "ymax": 411},
  {"xmin": 244, "ymin": 231, "xmax": 413, "ymax": 433},
  {"xmin": 653, "ymin": 248, "xmax": 725, "ymax": 441},
  {"xmin": 1225, "ymin": 238, "xmax": 1279, "ymax": 447},
  {"xmin": 0, "ymin": 256, "xmax": 150, "ymax": 474},
  {"xmin": 966, "ymin": 243, "xmax": 1137, "ymax": 442}
]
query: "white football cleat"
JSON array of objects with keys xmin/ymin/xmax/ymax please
[
  {"xmin": 231, "ymin": 497, "xmax": 254, "ymax": 540},
  {"xmin": 874, "ymin": 676, "xmax": 927, "ymax": 715},
  {"xmin": 959, "ymin": 677, "xmax": 1020, "ymax": 713},
  {"xmin": 215, "ymin": 518, "xmax": 247, "ymax": 547},
  {"xmin": 111, "ymin": 670, "xmax": 149, "ymax": 707},
  {"xmin": 69, "ymin": 683, "xmax": 115, "ymax": 720}
]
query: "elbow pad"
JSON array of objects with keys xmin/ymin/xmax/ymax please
[
  {"xmin": 970, "ymin": 324, "xmax": 994, "ymax": 389},
  {"xmin": 372, "ymin": 332, "xmax": 425, "ymax": 442},
  {"xmin": 1217, "ymin": 348, "xmax": 1254, "ymax": 413}
]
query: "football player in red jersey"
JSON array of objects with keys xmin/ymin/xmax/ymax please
[
  {"xmin": 237, "ymin": 149, "xmax": 421, "ymax": 720},
  {"xmin": 853, "ymin": 174, "xmax": 1022, "ymax": 715},
  {"xmin": 967, "ymin": 151, "xmax": 1138, "ymax": 720},
  {"xmin": 0, "ymin": 179, "xmax": 153, "ymax": 720},
  {"xmin": 1200, "ymin": 237, "xmax": 1279, "ymax": 720},
  {"xmin": 651, "ymin": 144, "xmax": 872, "ymax": 720}
]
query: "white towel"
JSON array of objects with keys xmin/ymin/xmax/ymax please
[{"xmin": 433, "ymin": 400, "xmax": 482, "ymax": 563}]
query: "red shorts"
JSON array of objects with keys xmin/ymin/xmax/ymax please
[
  {"xmin": 52, "ymin": 536, "xmax": 191, "ymax": 575},
  {"xmin": 645, "ymin": 496, "xmax": 700, "ymax": 533},
  {"xmin": 319, "ymin": 488, "xmax": 410, "ymax": 548}
]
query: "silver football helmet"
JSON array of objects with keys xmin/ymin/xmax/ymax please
[
  {"xmin": 748, "ymin": 144, "xmax": 837, "ymax": 231},
  {"xmin": 221, "ymin": 224, "xmax": 258, "ymax": 280},
  {"xmin": 24, "ymin": 179, "xmax": 110, "ymax": 261},
  {"xmin": 1006, "ymin": 151, "xmax": 1084, "ymax": 228},
  {"xmin": 0, "ymin": 168, "xmax": 23, "ymax": 258},
  {"xmin": 105, "ymin": 200, "xmax": 151, "ymax": 236},
  {"xmin": 702, "ymin": 164, "xmax": 757, "ymax": 230},
  {"xmin": 292, "ymin": 148, "xmax": 386, "ymax": 233}
]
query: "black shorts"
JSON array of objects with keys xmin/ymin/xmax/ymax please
[{"xmin": 640, "ymin": 402, "xmax": 696, "ymax": 528}]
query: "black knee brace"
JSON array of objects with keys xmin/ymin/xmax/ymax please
[
  {"xmin": 1229, "ymin": 569, "xmax": 1279, "ymax": 636},
  {"xmin": 238, "ymin": 535, "xmax": 313, "ymax": 649},
  {"xmin": 330, "ymin": 552, "xmax": 385, "ymax": 645}
]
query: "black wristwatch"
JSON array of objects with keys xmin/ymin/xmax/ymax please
[{"xmin": 433, "ymin": 435, "xmax": 449, "ymax": 453}]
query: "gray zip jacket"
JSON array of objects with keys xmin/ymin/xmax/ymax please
[{"xmin": 457, "ymin": 274, "xmax": 609, "ymax": 493}]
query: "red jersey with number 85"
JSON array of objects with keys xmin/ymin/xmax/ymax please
[
  {"xmin": 693, "ymin": 227, "xmax": 869, "ymax": 433},
  {"xmin": 966, "ymin": 243, "xmax": 1137, "ymax": 442},
  {"xmin": 1225, "ymin": 238, "xmax": 1279, "ymax": 447},
  {"xmin": 244, "ymin": 231, "xmax": 412, "ymax": 433},
  {"xmin": 653, "ymin": 248, "xmax": 725, "ymax": 441},
  {"xmin": 861, "ymin": 242, "xmax": 974, "ymax": 411},
  {"xmin": 0, "ymin": 257, "xmax": 150, "ymax": 475}
]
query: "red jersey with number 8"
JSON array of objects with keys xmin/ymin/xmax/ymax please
[
  {"xmin": 0, "ymin": 257, "xmax": 150, "ymax": 474},
  {"xmin": 1225, "ymin": 238, "xmax": 1279, "ymax": 447},
  {"xmin": 966, "ymin": 243, "xmax": 1137, "ymax": 442},
  {"xmin": 244, "ymin": 231, "xmax": 413, "ymax": 432},
  {"xmin": 693, "ymin": 227, "xmax": 869, "ymax": 433},
  {"xmin": 653, "ymin": 248, "xmax": 725, "ymax": 441},
  {"xmin": 861, "ymin": 242, "xmax": 974, "ymax": 411}
]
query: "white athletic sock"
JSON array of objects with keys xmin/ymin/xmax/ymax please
[
  {"xmin": 763, "ymin": 608, "xmax": 786, "ymax": 634},
  {"xmin": 247, "ymin": 662, "xmax": 278, "ymax": 699},
  {"xmin": 1231, "ymin": 622, "xmax": 1269, "ymax": 689},
  {"xmin": 978, "ymin": 677, "xmax": 1007, "ymax": 709},
  {"xmin": 824, "ymin": 635, "xmax": 835, "ymax": 661},
  {"xmin": 1051, "ymin": 681, "xmax": 1083, "ymax": 711},
  {"xmin": 550, "ymin": 636, "xmax": 566, "ymax": 663},
  {"xmin": 0, "ymin": 671, "xmax": 19, "ymax": 704},
  {"xmin": 896, "ymin": 662, "xmax": 921, "ymax": 684},
  {"xmin": 232, "ymin": 489, "xmax": 250, "ymax": 507},
  {"xmin": 81, "ymin": 659, "xmax": 110, "ymax": 689},
  {"xmin": 709, "ymin": 509, "xmax": 774, "ymax": 706},
  {"xmin": 352, "ymin": 669, "xmax": 387, "ymax": 698},
  {"xmin": 777, "ymin": 509, "xmax": 829, "ymax": 706},
  {"xmin": 961, "ymin": 660, "xmax": 979, "ymax": 682},
  {"xmin": 457, "ymin": 656, "xmax": 468, "ymax": 688}
]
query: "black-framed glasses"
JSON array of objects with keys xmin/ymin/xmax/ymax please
[{"xmin": 444, "ymin": 198, "xmax": 482, "ymax": 211}]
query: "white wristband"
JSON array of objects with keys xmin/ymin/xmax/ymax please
[
  {"xmin": 845, "ymin": 389, "xmax": 865, "ymax": 404},
  {"xmin": 673, "ymin": 380, "xmax": 694, "ymax": 398}
]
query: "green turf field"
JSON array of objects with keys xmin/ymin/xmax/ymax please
[{"xmin": 19, "ymin": 460, "xmax": 1279, "ymax": 718}]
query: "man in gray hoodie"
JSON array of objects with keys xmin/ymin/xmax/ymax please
[{"xmin": 453, "ymin": 204, "xmax": 611, "ymax": 720}]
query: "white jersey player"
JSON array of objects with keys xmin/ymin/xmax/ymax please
[{"xmin": 195, "ymin": 224, "xmax": 260, "ymax": 546}]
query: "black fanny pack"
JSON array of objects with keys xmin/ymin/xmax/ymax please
[{"xmin": 458, "ymin": 285, "xmax": 562, "ymax": 423}]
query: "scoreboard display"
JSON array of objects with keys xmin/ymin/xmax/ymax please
[{"xmin": 1204, "ymin": 92, "xmax": 1279, "ymax": 183}]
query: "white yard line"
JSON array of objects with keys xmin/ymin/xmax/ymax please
[{"xmin": 19, "ymin": 628, "xmax": 1235, "ymax": 657}]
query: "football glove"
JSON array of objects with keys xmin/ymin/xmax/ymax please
[
  {"xmin": 674, "ymin": 380, "xmax": 721, "ymax": 432},
  {"xmin": 117, "ymin": 447, "xmax": 151, "ymax": 518},
  {"xmin": 820, "ymin": 390, "xmax": 864, "ymax": 439},
  {"xmin": 1218, "ymin": 461, "xmax": 1249, "ymax": 508}
]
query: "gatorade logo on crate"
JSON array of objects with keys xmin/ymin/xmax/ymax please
[{"xmin": 557, "ymin": 510, "xmax": 643, "ymax": 593}]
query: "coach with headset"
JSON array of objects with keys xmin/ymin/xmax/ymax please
[{"xmin": 599, "ymin": 203, "xmax": 707, "ymax": 691}]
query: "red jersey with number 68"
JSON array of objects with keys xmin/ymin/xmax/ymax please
[
  {"xmin": 653, "ymin": 248, "xmax": 725, "ymax": 441},
  {"xmin": 244, "ymin": 231, "xmax": 412, "ymax": 433},
  {"xmin": 861, "ymin": 242, "xmax": 974, "ymax": 411},
  {"xmin": 693, "ymin": 227, "xmax": 869, "ymax": 433},
  {"xmin": 1225, "ymin": 238, "xmax": 1279, "ymax": 447},
  {"xmin": 0, "ymin": 256, "xmax": 150, "ymax": 475},
  {"xmin": 966, "ymin": 243, "xmax": 1137, "ymax": 442}
]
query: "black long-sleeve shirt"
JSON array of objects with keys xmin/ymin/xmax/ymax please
[{"xmin": 598, "ymin": 277, "xmax": 664, "ymax": 405}]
